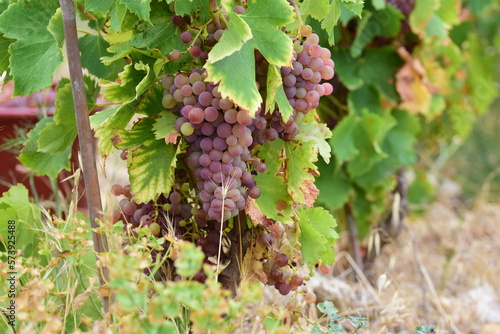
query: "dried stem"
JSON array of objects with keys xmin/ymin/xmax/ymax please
[{"xmin": 59, "ymin": 0, "xmax": 110, "ymax": 313}]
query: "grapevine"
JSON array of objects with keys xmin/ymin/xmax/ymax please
[{"xmin": 107, "ymin": 1, "xmax": 338, "ymax": 292}]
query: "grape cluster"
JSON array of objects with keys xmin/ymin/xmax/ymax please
[
  {"xmin": 112, "ymin": 183, "xmax": 194, "ymax": 239},
  {"xmin": 162, "ymin": 70, "xmax": 266, "ymax": 223},
  {"xmin": 258, "ymin": 231, "xmax": 305, "ymax": 295},
  {"xmin": 282, "ymin": 32, "xmax": 334, "ymax": 115},
  {"xmin": 263, "ymin": 27, "xmax": 336, "ymax": 142}
]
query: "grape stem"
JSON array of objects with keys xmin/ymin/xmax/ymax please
[{"xmin": 289, "ymin": 0, "xmax": 304, "ymax": 33}]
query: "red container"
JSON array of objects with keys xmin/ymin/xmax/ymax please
[{"xmin": 0, "ymin": 81, "xmax": 84, "ymax": 208}]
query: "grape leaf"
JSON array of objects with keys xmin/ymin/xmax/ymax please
[
  {"xmin": 79, "ymin": 34, "xmax": 124, "ymax": 79},
  {"xmin": 109, "ymin": 3, "xmax": 128, "ymax": 31},
  {"xmin": 204, "ymin": 0, "xmax": 294, "ymax": 113},
  {"xmin": 295, "ymin": 111, "xmax": 333, "ymax": 163},
  {"xmin": 0, "ymin": 33, "xmax": 13, "ymax": 75},
  {"xmin": 208, "ymin": 12, "xmax": 252, "ymax": 63},
  {"xmin": 467, "ymin": 33, "xmax": 497, "ymax": 114},
  {"xmin": 320, "ymin": 1, "xmax": 342, "ymax": 45},
  {"xmin": 136, "ymin": 83, "xmax": 165, "ymax": 117},
  {"xmin": 119, "ymin": 0, "xmax": 151, "ymax": 22},
  {"xmin": 205, "ymin": 43, "xmax": 261, "ymax": 113},
  {"xmin": 101, "ymin": 62, "xmax": 156, "ymax": 103},
  {"xmin": 265, "ymin": 64, "xmax": 293, "ymax": 121},
  {"xmin": 174, "ymin": 0, "xmax": 211, "ymax": 22},
  {"xmin": 348, "ymin": 84, "xmax": 383, "ymax": 115},
  {"xmin": 331, "ymin": 48, "xmax": 364, "ymax": 90},
  {"xmin": 316, "ymin": 158, "xmax": 351, "ymax": 211},
  {"xmin": 351, "ymin": 7, "xmax": 402, "ymax": 58},
  {"xmin": 116, "ymin": 118, "xmax": 179, "ymax": 203},
  {"xmin": 253, "ymin": 140, "xmax": 293, "ymax": 223},
  {"xmin": 372, "ymin": 0, "xmax": 386, "ymax": 10},
  {"xmin": 342, "ymin": 0, "xmax": 364, "ymax": 18},
  {"xmin": 298, "ymin": 207, "xmax": 338, "ymax": 268},
  {"xmin": 0, "ymin": 0, "xmax": 62, "ymax": 95},
  {"xmin": 38, "ymin": 77, "xmax": 99, "ymax": 154},
  {"xmin": 409, "ymin": 0, "xmax": 440, "ymax": 33},
  {"xmin": 301, "ymin": 0, "xmax": 329, "ymax": 21},
  {"xmin": 105, "ymin": 11, "xmax": 185, "ymax": 63},
  {"xmin": 283, "ymin": 140, "xmax": 319, "ymax": 204},
  {"xmin": 347, "ymin": 111, "xmax": 396, "ymax": 177},
  {"xmin": 84, "ymin": 0, "xmax": 115, "ymax": 13},
  {"xmin": 0, "ymin": 184, "xmax": 42, "ymax": 257},
  {"xmin": 331, "ymin": 113, "xmax": 359, "ymax": 163},
  {"xmin": 18, "ymin": 118, "xmax": 72, "ymax": 179},
  {"xmin": 93, "ymin": 103, "xmax": 136, "ymax": 156},
  {"xmin": 153, "ymin": 111, "xmax": 179, "ymax": 141}
]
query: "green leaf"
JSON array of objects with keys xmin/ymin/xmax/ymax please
[
  {"xmin": 136, "ymin": 83, "xmax": 165, "ymax": 117},
  {"xmin": 342, "ymin": 0, "xmax": 364, "ymax": 17},
  {"xmin": 0, "ymin": 0, "xmax": 62, "ymax": 95},
  {"xmin": 283, "ymin": 140, "xmax": 318, "ymax": 204},
  {"xmin": 93, "ymin": 103, "xmax": 137, "ymax": 156},
  {"xmin": 298, "ymin": 207, "xmax": 338, "ymax": 268},
  {"xmin": 331, "ymin": 48, "xmax": 363, "ymax": 90},
  {"xmin": 331, "ymin": 113, "xmax": 359, "ymax": 163},
  {"xmin": 105, "ymin": 6, "xmax": 185, "ymax": 62},
  {"xmin": 84, "ymin": 0, "xmax": 115, "ymax": 13},
  {"xmin": 174, "ymin": 0, "xmax": 211, "ymax": 22},
  {"xmin": 174, "ymin": 241, "xmax": 204, "ymax": 277},
  {"xmin": 38, "ymin": 77, "xmax": 99, "ymax": 154},
  {"xmin": 116, "ymin": 118, "xmax": 179, "ymax": 203},
  {"xmin": 467, "ymin": 33, "xmax": 497, "ymax": 114},
  {"xmin": 347, "ymin": 110, "xmax": 396, "ymax": 177},
  {"xmin": 265, "ymin": 64, "xmax": 293, "ymax": 121},
  {"xmin": 383, "ymin": 109, "xmax": 420, "ymax": 166},
  {"xmin": 316, "ymin": 158, "xmax": 351, "ymax": 211},
  {"xmin": 109, "ymin": 3, "xmax": 128, "ymax": 31},
  {"xmin": 204, "ymin": 0, "xmax": 294, "ymax": 113},
  {"xmin": 0, "ymin": 184, "xmax": 42, "ymax": 255},
  {"xmin": 423, "ymin": 14, "xmax": 447, "ymax": 38},
  {"xmin": 301, "ymin": 0, "xmax": 329, "ymax": 21},
  {"xmin": 119, "ymin": 0, "xmax": 151, "ymax": 22},
  {"xmin": 253, "ymin": 140, "xmax": 293, "ymax": 223},
  {"xmin": 409, "ymin": 0, "xmax": 440, "ymax": 33},
  {"xmin": 348, "ymin": 84, "xmax": 383, "ymax": 115},
  {"xmin": 208, "ymin": 12, "xmax": 252, "ymax": 63},
  {"xmin": 295, "ymin": 111, "xmax": 333, "ymax": 163},
  {"xmin": 320, "ymin": 1, "xmax": 342, "ymax": 45},
  {"xmin": 372, "ymin": 0, "xmax": 386, "ymax": 10},
  {"xmin": 351, "ymin": 7, "xmax": 402, "ymax": 58},
  {"xmin": 153, "ymin": 111, "xmax": 179, "ymax": 140},
  {"xmin": 360, "ymin": 46, "xmax": 402, "ymax": 101},
  {"xmin": 205, "ymin": 43, "xmax": 261, "ymax": 113},
  {"xmin": 18, "ymin": 118, "xmax": 72, "ymax": 179},
  {"xmin": 101, "ymin": 62, "xmax": 156, "ymax": 103},
  {"xmin": 0, "ymin": 33, "xmax": 13, "ymax": 75},
  {"xmin": 79, "ymin": 34, "xmax": 125, "ymax": 79}
]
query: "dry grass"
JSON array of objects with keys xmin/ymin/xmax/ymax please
[{"xmin": 332, "ymin": 202, "xmax": 500, "ymax": 334}]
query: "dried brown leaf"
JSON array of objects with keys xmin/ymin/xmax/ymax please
[{"xmin": 73, "ymin": 277, "xmax": 97, "ymax": 310}]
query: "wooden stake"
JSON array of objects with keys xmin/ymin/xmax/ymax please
[{"xmin": 59, "ymin": 0, "xmax": 109, "ymax": 313}]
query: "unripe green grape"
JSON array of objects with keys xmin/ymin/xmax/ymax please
[
  {"xmin": 149, "ymin": 222, "xmax": 161, "ymax": 235},
  {"xmin": 181, "ymin": 122, "xmax": 195, "ymax": 136}
]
